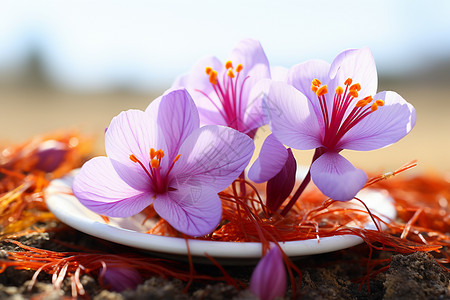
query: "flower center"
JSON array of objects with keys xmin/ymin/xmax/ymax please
[
  {"xmin": 129, "ymin": 148, "xmax": 180, "ymax": 195},
  {"xmin": 195, "ymin": 61, "xmax": 249, "ymax": 131},
  {"xmin": 311, "ymin": 78, "xmax": 384, "ymax": 150}
]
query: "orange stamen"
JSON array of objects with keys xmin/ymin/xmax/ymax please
[
  {"xmin": 344, "ymin": 78, "xmax": 353, "ymax": 86},
  {"xmin": 312, "ymin": 78, "xmax": 321, "ymax": 87},
  {"xmin": 129, "ymin": 154, "xmax": 139, "ymax": 163},
  {"xmin": 336, "ymin": 86, "xmax": 343, "ymax": 95},
  {"xmin": 350, "ymin": 83, "xmax": 361, "ymax": 91},
  {"xmin": 227, "ymin": 69, "xmax": 235, "ymax": 78},
  {"xmin": 349, "ymin": 90, "xmax": 359, "ymax": 98},
  {"xmin": 205, "ymin": 67, "xmax": 212, "ymax": 75},
  {"xmin": 174, "ymin": 154, "xmax": 181, "ymax": 162},
  {"xmin": 311, "ymin": 85, "xmax": 318, "ymax": 93},
  {"xmin": 225, "ymin": 61, "xmax": 233, "ymax": 69},
  {"xmin": 375, "ymin": 99, "xmax": 385, "ymax": 106},
  {"xmin": 236, "ymin": 64, "xmax": 243, "ymax": 72},
  {"xmin": 316, "ymin": 85, "xmax": 328, "ymax": 96},
  {"xmin": 371, "ymin": 103, "xmax": 378, "ymax": 112},
  {"xmin": 150, "ymin": 148, "xmax": 156, "ymax": 159},
  {"xmin": 209, "ymin": 70, "xmax": 218, "ymax": 85},
  {"xmin": 151, "ymin": 159, "xmax": 160, "ymax": 168}
]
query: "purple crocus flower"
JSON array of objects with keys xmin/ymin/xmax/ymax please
[
  {"xmin": 73, "ymin": 88, "xmax": 254, "ymax": 237},
  {"xmin": 250, "ymin": 246, "xmax": 287, "ymax": 300},
  {"xmin": 263, "ymin": 48, "xmax": 416, "ymax": 202},
  {"xmin": 173, "ymin": 39, "xmax": 271, "ymax": 135}
]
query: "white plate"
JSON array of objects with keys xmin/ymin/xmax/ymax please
[{"xmin": 45, "ymin": 170, "xmax": 396, "ymax": 263}]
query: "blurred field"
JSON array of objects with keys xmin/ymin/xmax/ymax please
[{"xmin": 1, "ymin": 82, "xmax": 449, "ymax": 174}]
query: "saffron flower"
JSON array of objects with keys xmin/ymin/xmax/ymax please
[
  {"xmin": 250, "ymin": 246, "xmax": 287, "ymax": 300},
  {"xmin": 173, "ymin": 38, "xmax": 271, "ymax": 135},
  {"xmin": 264, "ymin": 48, "xmax": 416, "ymax": 203},
  {"xmin": 73, "ymin": 89, "xmax": 254, "ymax": 237}
]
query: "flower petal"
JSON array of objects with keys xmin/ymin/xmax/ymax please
[
  {"xmin": 229, "ymin": 38, "xmax": 270, "ymax": 79},
  {"xmin": 329, "ymin": 47, "xmax": 377, "ymax": 98},
  {"xmin": 73, "ymin": 157, "xmax": 153, "ymax": 217},
  {"xmin": 264, "ymin": 81, "xmax": 322, "ymax": 150},
  {"xmin": 250, "ymin": 246, "xmax": 287, "ymax": 300},
  {"xmin": 243, "ymin": 78, "xmax": 271, "ymax": 132},
  {"xmin": 172, "ymin": 125, "xmax": 254, "ymax": 192},
  {"xmin": 270, "ymin": 66, "xmax": 288, "ymax": 82},
  {"xmin": 153, "ymin": 184, "xmax": 222, "ymax": 237},
  {"xmin": 105, "ymin": 109, "xmax": 165, "ymax": 190},
  {"xmin": 337, "ymin": 91, "xmax": 416, "ymax": 151},
  {"xmin": 248, "ymin": 134, "xmax": 288, "ymax": 183},
  {"xmin": 310, "ymin": 152, "xmax": 367, "ymax": 201},
  {"xmin": 151, "ymin": 88, "xmax": 200, "ymax": 161}
]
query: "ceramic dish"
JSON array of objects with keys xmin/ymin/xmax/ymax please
[{"xmin": 45, "ymin": 170, "xmax": 396, "ymax": 263}]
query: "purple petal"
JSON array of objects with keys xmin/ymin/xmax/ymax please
[
  {"xmin": 152, "ymin": 89, "xmax": 200, "ymax": 161},
  {"xmin": 73, "ymin": 157, "xmax": 154, "ymax": 217},
  {"xmin": 250, "ymin": 246, "xmax": 286, "ymax": 300},
  {"xmin": 105, "ymin": 109, "xmax": 166, "ymax": 190},
  {"xmin": 172, "ymin": 125, "xmax": 254, "ymax": 192},
  {"xmin": 310, "ymin": 152, "xmax": 367, "ymax": 201},
  {"xmin": 153, "ymin": 185, "xmax": 222, "ymax": 237},
  {"xmin": 243, "ymin": 78, "xmax": 271, "ymax": 132},
  {"xmin": 248, "ymin": 134, "xmax": 288, "ymax": 183},
  {"xmin": 266, "ymin": 148, "xmax": 297, "ymax": 213},
  {"xmin": 270, "ymin": 66, "xmax": 288, "ymax": 82},
  {"xmin": 264, "ymin": 81, "xmax": 322, "ymax": 150},
  {"xmin": 229, "ymin": 39, "xmax": 270, "ymax": 79},
  {"xmin": 101, "ymin": 267, "xmax": 142, "ymax": 292},
  {"xmin": 337, "ymin": 91, "xmax": 416, "ymax": 151},
  {"xmin": 329, "ymin": 47, "xmax": 377, "ymax": 99}
]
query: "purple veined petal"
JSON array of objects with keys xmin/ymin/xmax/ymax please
[
  {"xmin": 270, "ymin": 66, "xmax": 288, "ymax": 82},
  {"xmin": 264, "ymin": 81, "xmax": 323, "ymax": 150},
  {"xmin": 250, "ymin": 246, "xmax": 287, "ymax": 300},
  {"xmin": 105, "ymin": 109, "xmax": 167, "ymax": 190},
  {"xmin": 329, "ymin": 47, "xmax": 378, "ymax": 99},
  {"xmin": 287, "ymin": 59, "xmax": 331, "ymax": 105},
  {"xmin": 229, "ymin": 38, "xmax": 270, "ymax": 79},
  {"xmin": 153, "ymin": 184, "xmax": 222, "ymax": 237},
  {"xmin": 248, "ymin": 134, "xmax": 288, "ymax": 183},
  {"xmin": 243, "ymin": 78, "xmax": 272, "ymax": 133},
  {"xmin": 337, "ymin": 91, "xmax": 416, "ymax": 151},
  {"xmin": 73, "ymin": 157, "xmax": 154, "ymax": 217},
  {"xmin": 171, "ymin": 125, "xmax": 255, "ymax": 192},
  {"xmin": 310, "ymin": 152, "xmax": 367, "ymax": 201},
  {"xmin": 265, "ymin": 148, "xmax": 297, "ymax": 213},
  {"xmin": 152, "ymin": 88, "xmax": 200, "ymax": 161}
]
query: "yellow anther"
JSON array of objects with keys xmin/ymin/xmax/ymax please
[
  {"xmin": 150, "ymin": 148, "xmax": 156, "ymax": 159},
  {"xmin": 316, "ymin": 85, "xmax": 328, "ymax": 96},
  {"xmin": 344, "ymin": 78, "xmax": 353, "ymax": 86},
  {"xmin": 336, "ymin": 86, "xmax": 343, "ymax": 95},
  {"xmin": 371, "ymin": 103, "xmax": 378, "ymax": 112},
  {"xmin": 236, "ymin": 64, "xmax": 243, "ymax": 72},
  {"xmin": 311, "ymin": 85, "xmax": 318, "ymax": 93},
  {"xmin": 350, "ymin": 83, "xmax": 361, "ymax": 91},
  {"xmin": 205, "ymin": 67, "xmax": 212, "ymax": 75},
  {"xmin": 227, "ymin": 69, "xmax": 235, "ymax": 78},
  {"xmin": 349, "ymin": 90, "xmax": 359, "ymax": 98},
  {"xmin": 150, "ymin": 159, "xmax": 160, "ymax": 168},
  {"xmin": 225, "ymin": 61, "xmax": 233, "ymax": 69},
  {"xmin": 375, "ymin": 99, "xmax": 385, "ymax": 106},
  {"xmin": 312, "ymin": 78, "xmax": 321, "ymax": 87},
  {"xmin": 129, "ymin": 154, "xmax": 139, "ymax": 163},
  {"xmin": 174, "ymin": 154, "xmax": 181, "ymax": 162},
  {"xmin": 209, "ymin": 70, "xmax": 218, "ymax": 85}
]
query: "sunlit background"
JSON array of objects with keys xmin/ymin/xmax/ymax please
[{"xmin": 1, "ymin": 0, "xmax": 450, "ymax": 173}]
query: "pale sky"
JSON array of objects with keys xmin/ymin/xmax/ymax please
[{"xmin": 1, "ymin": 0, "xmax": 450, "ymax": 92}]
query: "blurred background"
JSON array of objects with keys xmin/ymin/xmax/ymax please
[{"xmin": 1, "ymin": 0, "xmax": 449, "ymax": 174}]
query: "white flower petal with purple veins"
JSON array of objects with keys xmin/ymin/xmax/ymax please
[
  {"xmin": 337, "ymin": 91, "xmax": 417, "ymax": 151},
  {"xmin": 264, "ymin": 81, "xmax": 322, "ymax": 150},
  {"xmin": 310, "ymin": 152, "xmax": 367, "ymax": 201},
  {"xmin": 105, "ymin": 109, "xmax": 166, "ymax": 190},
  {"xmin": 329, "ymin": 47, "xmax": 378, "ymax": 99},
  {"xmin": 248, "ymin": 134, "xmax": 288, "ymax": 183},
  {"xmin": 153, "ymin": 89, "xmax": 200, "ymax": 161},
  {"xmin": 250, "ymin": 246, "xmax": 286, "ymax": 300},
  {"xmin": 73, "ymin": 157, "xmax": 154, "ymax": 217},
  {"xmin": 172, "ymin": 125, "xmax": 254, "ymax": 192},
  {"xmin": 153, "ymin": 185, "xmax": 222, "ymax": 237}
]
